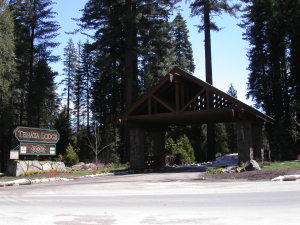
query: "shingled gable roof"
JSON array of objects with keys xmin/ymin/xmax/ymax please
[{"xmin": 121, "ymin": 66, "xmax": 273, "ymax": 128}]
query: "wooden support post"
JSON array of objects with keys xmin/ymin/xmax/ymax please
[
  {"xmin": 251, "ymin": 122, "xmax": 263, "ymax": 161},
  {"xmin": 207, "ymin": 91, "xmax": 215, "ymax": 161},
  {"xmin": 175, "ymin": 81, "xmax": 180, "ymax": 112},
  {"xmin": 261, "ymin": 148, "xmax": 264, "ymax": 164},
  {"xmin": 237, "ymin": 121, "xmax": 263, "ymax": 164},
  {"xmin": 153, "ymin": 131, "xmax": 166, "ymax": 168},
  {"xmin": 129, "ymin": 128, "xmax": 145, "ymax": 170},
  {"xmin": 237, "ymin": 121, "xmax": 252, "ymax": 164}
]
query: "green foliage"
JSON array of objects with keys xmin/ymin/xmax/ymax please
[
  {"xmin": 241, "ymin": 0, "xmax": 299, "ymax": 159},
  {"xmin": 54, "ymin": 107, "xmax": 73, "ymax": 156},
  {"xmin": 206, "ymin": 167, "xmax": 224, "ymax": 174},
  {"xmin": 63, "ymin": 144, "xmax": 79, "ymax": 166},
  {"xmin": 215, "ymin": 123, "xmax": 230, "ymax": 156},
  {"xmin": 0, "ymin": 0, "xmax": 17, "ymax": 171},
  {"xmin": 62, "ymin": 38, "xmax": 79, "ymax": 122},
  {"xmin": 9, "ymin": 0, "xmax": 60, "ymax": 127},
  {"xmin": 166, "ymin": 135, "xmax": 196, "ymax": 164},
  {"xmin": 0, "ymin": 0, "xmax": 15, "ymax": 77},
  {"xmin": 171, "ymin": 13, "xmax": 195, "ymax": 73},
  {"xmin": 262, "ymin": 161, "xmax": 300, "ymax": 170},
  {"xmin": 190, "ymin": 0, "xmax": 240, "ymax": 32},
  {"xmin": 19, "ymin": 169, "xmax": 73, "ymax": 177},
  {"xmin": 225, "ymin": 84, "xmax": 238, "ymax": 153}
]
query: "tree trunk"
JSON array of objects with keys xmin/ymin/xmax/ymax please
[
  {"xmin": 204, "ymin": 1, "xmax": 215, "ymax": 161},
  {"xmin": 123, "ymin": 0, "xmax": 138, "ymax": 163}
]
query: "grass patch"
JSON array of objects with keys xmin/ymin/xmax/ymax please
[
  {"xmin": 206, "ymin": 167, "xmax": 224, "ymax": 174},
  {"xmin": 262, "ymin": 161, "xmax": 300, "ymax": 170}
]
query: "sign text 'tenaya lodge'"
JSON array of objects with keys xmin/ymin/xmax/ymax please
[{"xmin": 14, "ymin": 127, "xmax": 60, "ymax": 144}]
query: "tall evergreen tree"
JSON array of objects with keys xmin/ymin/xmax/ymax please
[
  {"xmin": 73, "ymin": 41, "xmax": 85, "ymax": 132},
  {"xmin": 62, "ymin": 38, "xmax": 78, "ymax": 123},
  {"xmin": 78, "ymin": 40, "xmax": 94, "ymax": 131},
  {"xmin": 171, "ymin": 13, "xmax": 195, "ymax": 73},
  {"xmin": 54, "ymin": 107, "xmax": 73, "ymax": 156},
  {"xmin": 0, "ymin": 0, "xmax": 17, "ymax": 171},
  {"xmin": 31, "ymin": 59, "xmax": 58, "ymax": 127},
  {"xmin": 226, "ymin": 83, "xmax": 237, "ymax": 153},
  {"xmin": 241, "ymin": 0, "xmax": 298, "ymax": 159},
  {"xmin": 139, "ymin": 11, "xmax": 176, "ymax": 93},
  {"xmin": 79, "ymin": 0, "xmax": 179, "ymax": 162},
  {"xmin": 9, "ymin": 0, "xmax": 60, "ymax": 126},
  {"xmin": 189, "ymin": 0, "xmax": 240, "ymax": 161}
]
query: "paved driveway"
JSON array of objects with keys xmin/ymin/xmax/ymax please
[{"xmin": 0, "ymin": 172, "xmax": 299, "ymax": 225}]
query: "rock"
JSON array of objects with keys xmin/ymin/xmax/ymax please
[
  {"xmin": 51, "ymin": 162, "xmax": 66, "ymax": 171},
  {"xmin": 83, "ymin": 163, "xmax": 97, "ymax": 170},
  {"xmin": 272, "ymin": 174, "xmax": 300, "ymax": 181},
  {"xmin": 282, "ymin": 175, "xmax": 298, "ymax": 181},
  {"xmin": 14, "ymin": 179, "xmax": 31, "ymax": 185},
  {"xmin": 65, "ymin": 167, "xmax": 72, "ymax": 171},
  {"xmin": 71, "ymin": 164, "xmax": 83, "ymax": 171},
  {"xmin": 42, "ymin": 162, "xmax": 52, "ymax": 171},
  {"xmin": 16, "ymin": 161, "xmax": 29, "ymax": 176},
  {"xmin": 221, "ymin": 166, "xmax": 238, "ymax": 173},
  {"xmin": 7, "ymin": 160, "xmax": 67, "ymax": 176},
  {"xmin": 243, "ymin": 160, "xmax": 261, "ymax": 171},
  {"xmin": 32, "ymin": 161, "xmax": 43, "ymax": 170}
]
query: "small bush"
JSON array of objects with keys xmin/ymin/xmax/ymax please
[
  {"xmin": 165, "ymin": 135, "xmax": 196, "ymax": 164},
  {"xmin": 63, "ymin": 144, "xmax": 79, "ymax": 166}
]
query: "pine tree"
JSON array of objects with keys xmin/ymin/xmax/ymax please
[
  {"xmin": 139, "ymin": 13, "xmax": 175, "ymax": 93},
  {"xmin": 0, "ymin": 0, "xmax": 15, "ymax": 78},
  {"xmin": 78, "ymin": 40, "xmax": 94, "ymax": 131},
  {"xmin": 215, "ymin": 123, "xmax": 230, "ymax": 155},
  {"xmin": 9, "ymin": 0, "xmax": 60, "ymax": 126},
  {"xmin": 171, "ymin": 13, "xmax": 195, "ymax": 73},
  {"xmin": 241, "ymin": 0, "xmax": 298, "ymax": 159},
  {"xmin": 226, "ymin": 83, "xmax": 237, "ymax": 153},
  {"xmin": 31, "ymin": 59, "xmax": 58, "ymax": 127},
  {"xmin": 189, "ymin": 0, "xmax": 240, "ymax": 161},
  {"xmin": 0, "ymin": 0, "xmax": 17, "ymax": 171},
  {"xmin": 79, "ymin": 0, "xmax": 179, "ymax": 162},
  {"xmin": 54, "ymin": 107, "xmax": 73, "ymax": 156},
  {"xmin": 62, "ymin": 38, "xmax": 78, "ymax": 123},
  {"xmin": 72, "ymin": 41, "xmax": 85, "ymax": 132}
]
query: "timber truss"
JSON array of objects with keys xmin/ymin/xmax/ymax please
[{"xmin": 121, "ymin": 67, "xmax": 273, "ymax": 128}]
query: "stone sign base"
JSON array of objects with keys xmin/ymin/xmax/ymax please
[{"xmin": 7, "ymin": 160, "xmax": 66, "ymax": 176}]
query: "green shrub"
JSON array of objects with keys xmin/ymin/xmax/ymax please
[
  {"xmin": 165, "ymin": 135, "xmax": 196, "ymax": 164},
  {"xmin": 63, "ymin": 144, "xmax": 79, "ymax": 166}
]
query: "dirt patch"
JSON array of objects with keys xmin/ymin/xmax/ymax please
[{"xmin": 202, "ymin": 168, "xmax": 300, "ymax": 181}]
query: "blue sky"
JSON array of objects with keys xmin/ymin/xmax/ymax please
[{"xmin": 52, "ymin": 0, "xmax": 252, "ymax": 105}]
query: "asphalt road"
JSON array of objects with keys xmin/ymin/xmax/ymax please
[{"xmin": 0, "ymin": 172, "xmax": 300, "ymax": 225}]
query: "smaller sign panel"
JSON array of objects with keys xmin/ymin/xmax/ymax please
[
  {"xmin": 19, "ymin": 143, "xmax": 56, "ymax": 155},
  {"xmin": 10, "ymin": 151, "xmax": 19, "ymax": 160}
]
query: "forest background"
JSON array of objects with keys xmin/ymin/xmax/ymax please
[{"xmin": 0, "ymin": 0, "xmax": 299, "ymax": 170}]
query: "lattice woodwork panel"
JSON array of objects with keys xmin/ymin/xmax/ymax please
[
  {"xmin": 212, "ymin": 93, "xmax": 236, "ymax": 109},
  {"xmin": 185, "ymin": 93, "xmax": 207, "ymax": 111}
]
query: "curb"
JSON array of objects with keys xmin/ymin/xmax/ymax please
[{"xmin": 0, "ymin": 171, "xmax": 129, "ymax": 187}]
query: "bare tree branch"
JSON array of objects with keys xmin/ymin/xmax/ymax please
[{"xmin": 86, "ymin": 124, "xmax": 114, "ymax": 166}]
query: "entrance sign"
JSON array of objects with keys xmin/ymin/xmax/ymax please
[
  {"xmin": 14, "ymin": 127, "xmax": 59, "ymax": 144},
  {"xmin": 20, "ymin": 143, "xmax": 56, "ymax": 155},
  {"xmin": 13, "ymin": 127, "xmax": 60, "ymax": 156}
]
